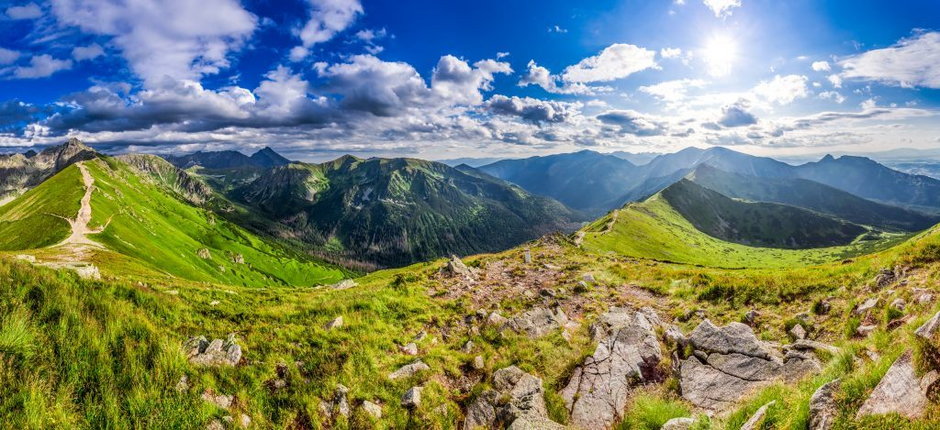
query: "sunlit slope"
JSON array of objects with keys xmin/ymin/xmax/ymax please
[
  {"xmin": 0, "ymin": 158, "xmax": 345, "ymax": 286},
  {"xmin": 0, "ymin": 165, "xmax": 83, "ymax": 249},
  {"xmin": 579, "ymin": 191, "xmax": 911, "ymax": 268}
]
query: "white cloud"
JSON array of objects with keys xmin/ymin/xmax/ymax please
[
  {"xmin": 839, "ymin": 31, "xmax": 940, "ymax": 88},
  {"xmin": 561, "ymin": 43, "xmax": 657, "ymax": 83},
  {"xmin": 811, "ymin": 61, "xmax": 830, "ymax": 72},
  {"xmin": 639, "ymin": 78, "xmax": 707, "ymax": 102},
  {"xmin": 518, "ymin": 60, "xmax": 595, "ymax": 95},
  {"xmin": 10, "ymin": 54, "xmax": 72, "ymax": 79},
  {"xmin": 716, "ymin": 99, "xmax": 757, "ymax": 127},
  {"xmin": 548, "ymin": 25, "xmax": 568, "ymax": 33},
  {"xmin": 752, "ymin": 74, "xmax": 808, "ymax": 105},
  {"xmin": 6, "ymin": 2, "xmax": 42, "ymax": 19},
  {"xmin": 860, "ymin": 98, "xmax": 877, "ymax": 109},
  {"xmin": 660, "ymin": 47, "xmax": 682, "ymax": 59},
  {"xmin": 818, "ymin": 91, "xmax": 845, "ymax": 104},
  {"xmin": 431, "ymin": 55, "xmax": 512, "ymax": 105},
  {"xmin": 702, "ymin": 0, "xmax": 741, "ymax": 17},
  {"xmin": 827, "ymin": 74, "xmax": 842, "ymax": 88},
  {"xmin": 71, "ymin": 44, "xmax": 104, "ymax": 61},
  {"xmin": 0, "ymin": 48, "xmax": 20, "ymax": 65},
  {"xmin": 485, "ymin": 95, "xmax": 581, "ymax": 124},
  {"xmin": 50, "ymin": 0, "xmax": 256, "ymax": 86},
  {"xmin": 291, "ymin": 0, "xmax": 363, "ymax": 61}
]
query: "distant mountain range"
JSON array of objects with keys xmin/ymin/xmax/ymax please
[
  {"xmin": 164, "ymin": 147, "xmax": 291, "ymax": 169},
  {"xmin": 0, "ymin": 138, "xmax": 97, "ymax": 202}
]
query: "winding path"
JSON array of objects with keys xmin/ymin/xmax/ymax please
[{"xmin": 56, "ymin": 162, "xmax": 107, "ymax": 248}]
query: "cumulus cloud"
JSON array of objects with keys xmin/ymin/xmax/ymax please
[
  {"xmin": 702, "ymin": 0, "xmax": 741, "ymax": 17},
  {"xmin": 811, "ymin": 61, "xmax": 830, "ymax": 72},
  {"xmin": 71, "ymin": 44, "xmax": 104, "ymax": 61},
  {"xmin": 717, "ymin": 100, "xmax": 757, "ymax": 127},
  {"xmin": 639, "ymin": 79, "xmax": 707, "ymax": 102},
  {"xmin": 827, "ymin": 74, "xmax": 842, "ymax": 88},
  {"xmin": 596, "ymin": 110, "xmax": 667, "ymax": 136},
  {"xmin": 291, "ymin": 0, "xmax": 363, "ymax": 61},
  {"xmin": 561, "ymin": 43, "xmax": 657, "ymax": 83},
  {"xmin": 9, "ymin": 54, "xmax": 72, "ymax": 79},
  {"xmin": 50, "ymin": 0, "xmax": 256, "ymax": 86},
  {"xmin": 431, "ymin": 56, "xmax": 512, "ymax": 105},
  {"xmin": 518, "ymin": 60, "xmax": 595, "ymax": 95},
  {"xmin": 0, "ymin": 48, "xmax": 20, "ymax": 65},
  {"xmin": 6, "ymin": 2, "xmax": 42, "ymax": 19},
  {"xmin": 484, "ymin": 95, "xmax": 580, "ymax": 124},
  {"xmin": 818, "ymin": 91, "xmax": 845, "ymax": 104},
  {"xmin": 839, "ymin": 31, "xmax": 940, "ymax": 88},
  {"xmin": 752, "ymin": 74, "xmax": 808, "ymax": 105},
  {"xmin": 660, "ymin": 48, "xmax": 682, "ymax": 59}
]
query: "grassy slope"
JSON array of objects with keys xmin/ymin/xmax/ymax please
[
  {"xmin": 0, "ymin": 166, "xmax": 83, "ymax": 249},
  {"xmin": 581, "ymin": 192, "xmax": 909, "ymax": 268}
]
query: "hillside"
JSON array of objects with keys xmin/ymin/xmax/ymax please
[
  {"xmin": 661, "ymin": 179, "xmax": 869, "ymax": 248},
  {"xmin": 232, "ymin": 156, "xmax": 579, "ymax": 268},
  {"xmin": 0, "ymin": 156, "xmax": 345, "ymax": 286},
  {"xmin": 164, "ymin": 147, "xmax": 291, "ymax": 170},
  {"xmin": 579, "ymin": 188, "xmax": 907, "ymax": 268},
  {"xmin": 0, "ymin": 138, "xmax": 97, "ymax": 203},
  {"xmin": 478, "ymin": 150, "xmax": 638, "ymax": 215},
  {"xmin": 688, "ymin": 164, "xmax": 939, "ymax": 232}
]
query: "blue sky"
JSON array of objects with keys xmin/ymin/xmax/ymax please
[{"xmin": 0, "ymin": 0, "xmax": 938, "ymax": 161}]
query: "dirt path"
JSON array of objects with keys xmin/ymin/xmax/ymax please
[{"xmin": 57, "ymin": 162, "xmax": 107, "ymax": 247}]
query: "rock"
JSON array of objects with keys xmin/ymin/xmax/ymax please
[
  {"xmin": 664, "ymin": 325, "xmax": 686, "ymax": 346},
  {"xmin": 464, "ymin": 366, "xmax": 561, "ymax": 429},
  {"xmin": 660, "ymin": 417, "xmax": 695, "ymax": 430},
  {"xmin": 325, "ymin": 316, "xmax": 344, "ymax": 330},
  {"xmin": 201, "ymin": 390, "xmax": 233, "ymax": 409},
  {"xmin": 362, "ymin": 400, "xmax": 382, "ymax": 419},
  {"xmin": 561, "ymin": 307, "xmax": 663, "ymax": 429},
  {"xmin": 388, "ymin": 360, "xmax": 430, "ymax": 379},
  {"xmin": 857, "ymin": 351, "xmax": 929, "ymax": 419},
  {"xmin": 331, "ymin": 279, "xmax": 357, "ymax": 290},
  {"xmin": 679, "ymin": 320, "xmax": 818, "ymax": 411},
  {"xmin": 890, "ymin": 298, "xmax": 906, "ymax": 311},
  {"xmin": 854, "ymin": 297, "xmax": 879, "ymax": 315},
  {"xmin": 523, "ymin": 249, "xmax": 532, "ymax": 264},
  {"xmin": 209, "ymin": 300, "xmax": 220, "ymax": 306},
  {"xmin": 744, "ymin": 309, "xmax": 759, "ymax": 325},
  {"xmin": 486, "ymin": 312, "xmax": 508, "ymax": 327},
  {"xmin": 401, "ymin": 386, "xmax": 422, "ymax": 408},
  {"xmin": 462, "ymin": 340, "xmax": 475, "ymax": 353},
  {"xmin": 197, "ymin": 248, "xmax": 212, "ymax": 259},
  {"xmin": 582, "ymin": 273, "xmax": 596, "ymax": 283},
  {"xmin": 873, "ymin": 268, "xmax": 897, "ymax": 289},
  {"xmin": 787, "ymin": 339, "xmax": 840, "ymax": 356},
  {"xmin": 205, "ymin": 420, "xmax": 224, "ymax": 430},
  {"xmin": 176, "ymin": 375, "xmax": 189, "ymax": 392},
  {"xmin": 505, "ymin": 307, "xmax": 571, "ymax": 338},
  {"xmin": 809, "ymin": 379, "xmax": 840, "ymax": 430},
  {"xmin": 185, "ymin": 334, "xmax": 241, "ymax": 367},
  {"xmin": 442, "ymin": 255, "xmax": 474, "ymax": 279},
  {"xmin": 740, "ymin": 401, "xmax": 774, "ymax": 430},
  {"xmin": 472, "ymin": 355, "xmax": 485, "ymax": 370},
  {"xmin": 915, "ymin": 311, "xmax": 940, "ymax": 340},
  {"xmin": 237, "ymin": 414, "xmax": 251, "ymax": 429},
  {"xmin": 400, "ymin": 342, "xmax": 418, "ymax": 356},
  {"xmin": 789, "ymin": 323, "xmax": 807, "ymax": 340},
  {"xmin": 918, "ymin": 294, "xmax": 934, "ymax": 304},
  {"xmin": 231, "ymin": 253, "xmax": 245, "ymax": 264},
  {"xmin": 328, "ymin": 384, "xmax": 351, "ymax": 418},
  {"xmin": 855, "ymin": 324, "xmax": 877, "ymax": 338}
]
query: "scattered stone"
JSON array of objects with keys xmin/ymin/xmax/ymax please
[
  {"xmin": 809, "ymin": 379, "xmax": 840, "ymax": 430},
  {"xmin": 916, "ymin": 311, "xmax": 940, "ymax": 366},
  {"xmin": 890, "ymin": 298, "xmax": 906, "ymax": 311},
  {"xmin": 238, "ymin": 414, "xmax": 251, "ymax": 429},
  {"xmin": 561, "ymin": 307, "xmax": 663, "ymax": 429},
  {"xmin": 413, "ymin": 331, "xmax": 427, "ymax": 342},
  {"xmin": 855, "ymin": 324, "xmax": 877, "ymax": 338},
  {"xmin": 582, "ymin": 273, "xmax": 596, "ymax": 283},
  {"xmin": 442, "ymin": 255, "xmax": 475, "ymax": 279},
  {"xmin": 362, "ymin": 401, "xmax": 382, "ymax": 419},
  {"xmin": 325, "ymin": 316, "xmax": 344, "ymax": 330},
  {"xmin": 231, "ymin": 253, "xmax": 245, "ymax": 264},
  {"xmin": 472, "ymin": 355, "xmax": 485, "ymax": 370},
  {"xmin": 331, "ymin": 279, "xmax": 357, "ymax": 290},
  {"xmin": 209, "ymin": 300, "xmax": 220, "ymax": 306},
  {"xmin": 744, "ymin": 309, "xmax": 759, "ymax": 325},
  {"xmin": 740, "ymin": 401, "xmax": 774, "ymax": 430},
  {"xmin": 462, "ymin": 340, "xmax": 474, "ymax": 353},
  {"xmin": 854, "ymin": 297, "xmax": 879, "ymax": 315},
  {"xmin": 857, "ymin": 351, "xmax": 929, "ymax": 419},
  {"xmin": 660, "ymin": 417, "xmax": 695, "ymax": 430},
  {"xmin": 197, "ymin": 248, "xmax": 212, "ymax": 259},
  {"xmin": 320, "ymin": 384, "xmax": 350, "ymax": 419},
  {"xmin": 401, "ymin": 386, "xmax": 422, "ymax": 408},
  {"xmin": 789, "ymin": 323, "xmax": 807, "ymax": 340},
  {"xmin": 400, "ymin": 342, "xmax": 418, "ymax": 356},
  {"xmin": 176, "ymin": 375, "xmax": 189, "ymax": 392},
  {"xmin": 486, "ymin": 312, "xmax": 508, "ymax": 327},
  {"xmin": 787, "ymin": 339, "xmax": 840, "ymax": 356},
  {"xmin": 205, "ymin": 419, "xmax": 224, "ymax": 430},
  {"xmin": 918, "ymin": 294, "xmax": 934, "ymax": 305},
  {"xmin": 388, "ymin": 360, "xmax": 430, "ymax": 380},
  {"xmin": 523, "ymin": 249, "xmax": 532, "ymax": 264},
  {"xmin": 664, "ymin": 325, "xmax": 686, "ymax": 346},
  {"xmin": 184, "ymin": 334, "xmax": 241, "ymax": 367},
  {"xmin": 201, "ymin": 390, "xmax": 233, "ymax": 409},
  {"xmin": 504, "ymin": 307, "xmax": 573, "ymax": 338},
  {"xmin": 873, "ymin": 268, "xmax": 897, "ymax": 289},
  {"xmin": 464, "ymin": 366, "xmax": 561, "ymax": 429}
]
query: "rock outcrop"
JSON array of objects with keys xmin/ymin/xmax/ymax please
[
  {"xmin": 856, "ymin": 350, "xmax": 934, "ymax": 419},
  {"xmin": 560, "ymin": 307, "xmax": 663, "ymax": 429},
  {"xmin": 184, "ymin": 334, "xmax": 242, "ymax": 367},
  {"xmin": 464, "ymin": 366, "xmax": 562, "ymax": 429},
  {"xmin": 809, "ymin": 379, "xmax": 840, "ymax": 430},
  {"xmin": 504, "ymin": 307, "xmax": 574, "ymax": 339},
  {"xmin": 679, "ymin": 320, "xmax": 820, "ymax": 411}
]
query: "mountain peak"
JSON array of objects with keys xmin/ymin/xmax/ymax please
[
  {"xmin": 820, "ymin": 154, "xmax": 836, "ymax": 162},
  {"xmin": 250, "ymin": 146, "xmax": 291, "ymax": 167}
]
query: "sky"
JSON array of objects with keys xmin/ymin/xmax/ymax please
[{"xmin": 0, "ymin": 0, "xmax": 938, "ymax": 162}]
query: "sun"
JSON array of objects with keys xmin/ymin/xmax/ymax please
[{"xmin": 702, "ymin": 34, "xmax": 738, "ymax": 77}]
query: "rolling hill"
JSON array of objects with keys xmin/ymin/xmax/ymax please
[
  {"xmin": 232, "ymin": 155, "xmax": 580, "ymax": 268},
  {"xmin": 0, "ymin": 155, "xmax": 345, "ymax": 286}
]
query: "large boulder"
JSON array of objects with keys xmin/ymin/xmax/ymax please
[
  {"xmin": 679, "ymin": 320, "xmax": 819, "ymax": 411},
  {"xmin": 184, "ymin": 334, "xmax": 242, "ymax": 367},
  {"xmin": 560, "ymin": 307, "xmax": 663, "ymax": 429},
  {"xmin": 856, "ymin": 350, "xmax": 931, "ymax": 419},
  {"xmin": 809, "ymin": 379, "xmax": 840, "ymax": 430},
  {"xmin": 504, "ymin": 307, "xmax": 573, "ymax": 339},
  {"xmin": 464, "ymin": 366, "xmax": 562, "ymax": 429},
  {"xmin": 442, "ymin": 255, "xmax": 475, "ymax": 279}
]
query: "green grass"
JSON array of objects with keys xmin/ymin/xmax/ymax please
[
  {"xmin": 0, "ymin": 166, "xmax": 82, "ymax": 249},
  {"xmin": 581, "ymin": 193, "xmax": 910, "ymax": 269}
]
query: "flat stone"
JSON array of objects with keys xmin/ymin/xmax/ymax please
[
  {"xmin": 854, "ymin": 297, "xmax": 879, "ymax": 315},
  {"xmin": 388, "ymin": 360, "xmax": 430, "ymax": 379},
  {"xmin": 856, "ymin": 351, "xmax": 928, "ymax": 419},
  {"xmin": 505, "ymin": 307, "xmax": 570, "ymax": 338},
  {"xmin": 362, "ymin": 401, "xmax": 382, "ymax": 419},
  {"xmin": 687, "ymin": 320, "xmax": 772, "ymax": 360},
  {"xmin": 660, "ymin": 417, "xmax": 696, "ymax": 430}
]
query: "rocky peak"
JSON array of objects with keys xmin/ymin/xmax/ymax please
[{"xmin": 249, "ymin": 147, "xmax": 291, "ymax": 167}]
